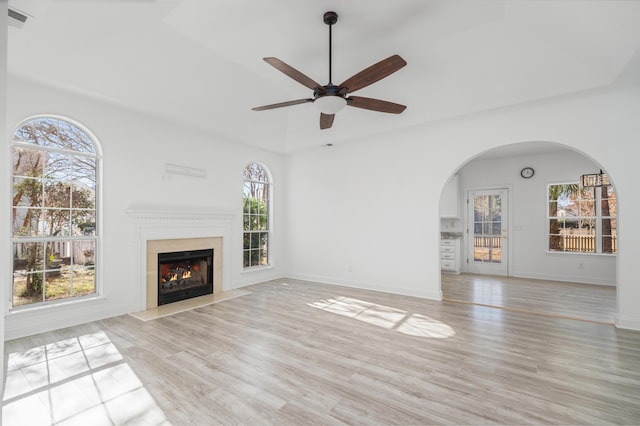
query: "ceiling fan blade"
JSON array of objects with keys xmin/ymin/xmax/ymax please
[
  {"xmin": 252, "ymin": 98, "xmax": 312, "ymax": 111},
  {"xmin": 263, "ymin": 57, "xmax": 323, "ymax": 91},
  {"xmin": 339, "ymin": 54, "xmax": 407, "ymax": 94},
  {"xmin": 347, "ymin": 96, "xmax": 406, "ymax": 114},
  {"xmin": 320, "ymin": 113, "xmax": 335, "ymax": 129}
]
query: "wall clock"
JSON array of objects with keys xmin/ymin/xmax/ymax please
[{"xmin": 520, "ymin": 167, "xmax": 535, "ymax": 179}]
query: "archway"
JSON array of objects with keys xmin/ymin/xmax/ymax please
[{"xmin": 438, "ymin": 141, "xmax": 617, "ymax": 324}]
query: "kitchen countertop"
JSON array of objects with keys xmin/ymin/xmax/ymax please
[{"xmin": 441, "ymin": 232, "xmax": 463, "ymax": 239}]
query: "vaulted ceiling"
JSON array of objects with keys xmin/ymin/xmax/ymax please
[{"xmin": 8, "ymin": 0, "xmax": 640, "ymax": 154}]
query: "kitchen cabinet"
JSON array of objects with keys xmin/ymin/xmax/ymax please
[{"xmin": 440, "ymin": 238, "xmax": 461, "ymax": 274}]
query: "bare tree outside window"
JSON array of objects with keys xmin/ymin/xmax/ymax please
[{"xmin": 12, "ymin": 117, "xmax": 99, "ymax": 307}]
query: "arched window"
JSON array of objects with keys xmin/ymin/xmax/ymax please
[
  {"xmin": 11, "ymin": 117, "xmax": 100, "ymax": 307},
  {"xmin": 243, "ymin": 163, "xmax": 271, "ymax": 268}
]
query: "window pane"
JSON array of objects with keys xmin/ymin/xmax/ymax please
[
  {"xmin": 580, "ymin": 187, "xmax": 595, "ymax": 200},
  {"xmin": 76, "ymin": 240, "xmax": 96, "ymax": 266},
  {"xmin": 602, "ymin": 236, "xmax": 615, "ymax": 254},
  {"xmin": 13, "ymin": 241, "xmax": 44, "ymax": 271},
  {"xmin": 14, "ymin": 125, "xmax": 37, "ymax": 144},
  {"xmin": 13, "ymin": 240, "xmax": 46, "ymax": 306},
  {"xmin": 249, "ymin": 249, "xmax": 260, "ymax": 266},
  {"xmin": 73, "ymin": 156, "xmax": 97, "ymax": 188},
  {"xmin": 259, "ymin": 214, "xmax": 268, "ymax": 230},
  {"xmin": 33, "ymin": 118, "xmax": 59, "ymax": 147},
  {"xmin": 250, "ymin": 233, "xmax": 261, "ymax": 249},
  {"xmin": 578, "ymin": 199, "xmax": 595, "ymax": 216},
  {"xmin": 13, "ymin": 207, "xmax": 41, "ymax": 236},
  {"xmin": 73, "ymin": 210, "xmax": 96, "ymax": 236},
  {"xmin": 71, "ymin": 182, "xmax": 95, "ymax": 209},
  {"xmin": 45, "ymin": 153, "xmax": 72, "ymax": 181},
  {"xmin": 489, "ymin": 196, "xmax": 501, "ymax": 221},
  {"xmin": 13, "ymin": 177, "xmax": 42, "ymax": 207},
  {"xmin": 243, "ymin": 183, "xmax": 252, "ymax": 204},
  {"xmin": 579, "ymin": 218, "xmax": 595, "ymax": 230},
  {"xmin": 549, "ymin": 219, "xmax": 562, "ymax": 251},
  {"xmin": 13, "ymin": 271, "xmax": 44, "ymax": 306},
  {"xmin": 44, "ymin": 209, "xmax": 72, "ymax": 236},
  {"xmin": 58, "ymin": 120, "xmax": 95, "ymax": 153},
  {"xmin": 44, "ymin": 181, "xmax": 71, "ymax": 208},
  {"xmin": 474, "ymin": 197, "xmax": 487, "ymax": 221},
  {"xmin": 13, "ymin": 147, "xmax": 44, "ymax": 177},
  {"xmin": 489, "ymin": 222, "xmax": 499, "ymax": 235}
]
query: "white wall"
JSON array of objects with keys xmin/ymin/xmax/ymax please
[
  {"xmin": 285, "ymin": 138, "xmax": 442, "ymax": 300},
  {"xmin": 5, "ymin": 76, "xmax": 287, "ymax": 339},
  {"xmin": 1, "ymin": 0, "xmax": 8, "ymax": 397},
  {"xmin": 286, "ymin": 85, "xmax": 640, "ymax": 330},
  {"xmin": 458, "ymin": 150, "xmax": 616, "ymax": 285}
]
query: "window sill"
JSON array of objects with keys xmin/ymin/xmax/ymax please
[
  {"xmin": 545, "ymin": 251, "xmax": 616, "ymax": 257},
  {"xmin": 8, "ymin": 294, "xmax": 106, "ymax": 315},
  {"xmin": 241, "ymin": 265, "xmax": 273, "ymax": 274}
]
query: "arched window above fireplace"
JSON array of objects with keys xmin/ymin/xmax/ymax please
[
  {"xmin": 11, "ymin": 116, "xmax": 101, "ymax": 308},
  {"xmin": 242, "ymin": 162, "xmax": 271, "ymax": 268}
]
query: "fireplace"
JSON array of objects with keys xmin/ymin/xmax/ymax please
[
  {"xmin": 128, "ymin": 209, "xmax": 231, "ymax": 312},
  {"xmin": 157, "ymin": 248, "xmax": 214, "ymax": 305}
]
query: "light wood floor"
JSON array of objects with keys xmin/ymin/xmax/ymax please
[
  {"xmin": 441, "ymin": 273, "xmax": 617, "ymax": 325},
  {"xmin": 4, "ymin": 278, "xmax": 640, "ymax": 425}
]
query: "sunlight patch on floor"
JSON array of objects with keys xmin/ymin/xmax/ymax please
[
  {"xmin": 2, "ymin": 331, "xmax": 169, "ymax": 425},
  {"xmin": 307, "ymin": 296, "xmax": 455, "ymax": 338}
]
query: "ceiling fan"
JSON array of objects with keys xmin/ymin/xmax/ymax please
[{"xmin": 252, "ymin": 11, "xmax": 407, "ymax": 130}]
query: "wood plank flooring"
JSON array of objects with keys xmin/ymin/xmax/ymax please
[
  {"xmin": 4, "ymin": 278, "xmax": 640, "ymax": 425},
  {"xmin": 442, "ymin": 273, "xmax": 616, "ymax": 324}
]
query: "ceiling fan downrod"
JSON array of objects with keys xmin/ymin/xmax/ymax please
[{"xmin": 324, "ymin": 11, "xmax": 338, "ymax": 85}]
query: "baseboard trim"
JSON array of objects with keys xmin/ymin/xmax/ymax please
[{"xmin": 615, "ymin": 316, "xmax": 640, "ymax": 331}]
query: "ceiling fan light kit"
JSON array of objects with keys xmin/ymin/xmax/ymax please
[
  {"xmin": 252, "ymin": 11, "xmax": 407, "ymax": 130},
  {"xmin": 313, "ymin": 95, "xmax": 347, "ymax": 114}
]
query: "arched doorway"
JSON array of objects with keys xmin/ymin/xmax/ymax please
[{"xmin": 439, "ymin": 141, "xmax": 617, "ymax": 324}]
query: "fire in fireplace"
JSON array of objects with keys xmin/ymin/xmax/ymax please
[{"xmin": 158, "ymin": 248, "xmax": 213, "ymax": 306}]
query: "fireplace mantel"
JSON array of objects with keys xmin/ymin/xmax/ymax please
[
  {"xmin": 127, "ymin": 207, "xmax": 234, "ymax": 311},
  {"xmin": 127, "ymin": 208, "xmax": 234, "ymax": 223}
]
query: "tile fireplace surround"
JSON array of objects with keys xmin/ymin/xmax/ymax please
[{"xmin": 127, "ymin": 208, "xmax": 233, "ymax": 312}]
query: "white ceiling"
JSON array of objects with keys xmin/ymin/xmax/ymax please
[{"xmin": 7, "ymin": 0, "xmax": 640, "ymax": 154}]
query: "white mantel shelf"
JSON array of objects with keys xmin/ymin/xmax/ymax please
[{"xmin": 126, "ymin": 208, "xmax": 234, "ymax": 222}]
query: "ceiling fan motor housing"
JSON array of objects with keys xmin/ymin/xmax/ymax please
[{"xmin": 313, "ymin": 85, "xmax": 347, "ymax": 99}]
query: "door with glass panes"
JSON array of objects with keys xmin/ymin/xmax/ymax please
[{"xmin": 466, "ymin": 189, "xmax": 509, "ymax": 275}]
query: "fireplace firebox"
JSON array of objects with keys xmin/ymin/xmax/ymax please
[{"xmin": 158, "ymin": 249, "xmax": 213, "ymax": 306}]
